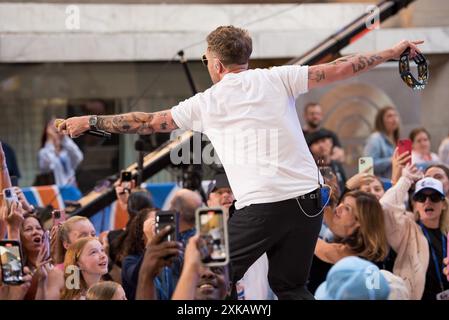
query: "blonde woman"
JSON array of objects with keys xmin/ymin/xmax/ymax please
[
  {"xmin": 61, "ymin": 237, "xmax": 108, "ymax": 300},
  {"xmin": 86, "ymin": 281, "xmax": 126, "ymax": 300}
]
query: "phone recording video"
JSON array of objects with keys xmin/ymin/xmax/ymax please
[
  {"xmin": 196, "ymin": 208, "xmax": 229, "ymax": 266},
  {"xmin": 155, "ymin": 210, "xmax": 179, "ymax": 242},
  {"xmin": 0, "ymin": 240, "xmax": 25, "ymax": 285},
  {"xmin": 358, "ymin": 157, "xmax": 374, "ymax": 175}
]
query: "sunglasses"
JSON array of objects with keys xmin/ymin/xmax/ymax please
[
  {"xmin": 413, "ymin": 192, "xmax": 444, "ymax": 203},
  {"xmin": 201, "ymin": 54, "xmax": 208, "ymax": 67}
]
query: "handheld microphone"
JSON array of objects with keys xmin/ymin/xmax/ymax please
[{"xmin": 86, "ymin": 129, "xmax": 112, "ymax": 139}]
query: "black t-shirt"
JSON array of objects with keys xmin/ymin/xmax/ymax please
[
  {"xmin": 421, "ymin": 227, "xmax": 449, "ymax": 300},
  {"xmin": 303, "ymin": 128, "xmax": 342, "ymax": 148}
]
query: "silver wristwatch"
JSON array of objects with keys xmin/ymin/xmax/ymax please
[{"xmin": 89, "ymin": 115, "xmax": 98, "ymax": 131}]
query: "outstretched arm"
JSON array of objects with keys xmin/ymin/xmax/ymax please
[
  {"xmin": 57, "ymin": 110, "xmax": 178, "ymax": 138},
  {"xmin": 308, "ymin": 40, "xmax": 424, "ymax": 90}
]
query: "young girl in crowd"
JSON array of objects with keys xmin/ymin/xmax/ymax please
[
  {"xmin": 60, "ymin": 237, "xmax": 108, "ymax": 300},
  {"xmin": 37, "ymin": 216, "xmax": 97, "ymax": 300}
]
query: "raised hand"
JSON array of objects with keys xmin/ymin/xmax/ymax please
[{"xmin": 391, "ymin": 40, "xmax": 424, "ymax": 60}]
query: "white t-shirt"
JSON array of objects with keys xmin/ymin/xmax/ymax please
[{"xmin": 171, "ymin": 66, "xmax": 321, "ymax": 209}]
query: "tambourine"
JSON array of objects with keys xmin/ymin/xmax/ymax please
[{"xmin": 399, "ymin": 48, "xmax": 428, "ymax": 90}]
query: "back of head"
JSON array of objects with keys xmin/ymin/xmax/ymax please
[
  {"xmin": 206, "ymin": 26, "xmax": 252, "ymax": 66},
  {"xmin": 315, "ymin": 256, "xmax": 390, "ymax": 300},
  {"xmin": 170, "ymin": 188, "xmax": 202, "ymax": 225},
  {"xmin": 127, "ymin": 189, "xmax": 153, "ymax": 218},
  {"xmin": 86, "ymin": 281, "xmax": 120, "ymax": 300}
]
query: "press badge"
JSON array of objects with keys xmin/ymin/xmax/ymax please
[{"xmin": 436, "ymin": 289, "xmax": 449, "ymax": 300}]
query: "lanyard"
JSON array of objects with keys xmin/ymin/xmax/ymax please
[{"xmin": 419, "ymin": 222, "xmax": 447, "ymax": 292}]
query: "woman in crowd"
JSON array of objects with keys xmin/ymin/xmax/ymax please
[
  {"xmin": 38, "ymin": 118, "xmax": 83, "ymax": 186},
  {"xmin": 60, "ymin": 237, "xmax": 108, "ymax": 300},
  {"xmin": 121, "ymin": 208, "xmax": 168, "ymax": 300},
  {"xmin": 438, "ymin": 131, "xmax": 449, "ymax": 167},
  {"xmin": 86, "ymin": 281, "xmax": 127, "ymax": 300},
  {"xmin": 409, "ymin": 127, "xmax": 440, "ymax": 169},
  {"xmin": 380, "ymin": 164, "xmax": 449, "ymax": 299},
  {"xmin": 364, "ymin": 106, "xmax": 401, "ymax": 179},
  {"xmin": 308, "ymin": 190, "xmax": 390, "ymax": 293}
]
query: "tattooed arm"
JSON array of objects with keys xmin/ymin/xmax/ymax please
[
  {"xmin": 307, "ymin": 40, "xmax": 424, "ymax": 90},
  {"xmin": 57, "ymin": 110, "xmax": 178, "ymax": 137}
]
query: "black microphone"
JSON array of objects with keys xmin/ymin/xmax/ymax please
[{"xmin": 86, "ymin": 129, "xmax": 112, "ymax": 139}]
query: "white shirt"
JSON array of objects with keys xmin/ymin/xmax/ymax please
[
  {"xmin": 38, "ymin": 137, "xmax": 83, "ymax": 186},
  {"xmin": 171, "ymin": 66, "xmax": 321, "ymax": 209}
]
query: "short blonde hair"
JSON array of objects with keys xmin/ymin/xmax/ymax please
[{"xmin": 86, "ymin": 281, "xmax": 121, "ymax": 300}]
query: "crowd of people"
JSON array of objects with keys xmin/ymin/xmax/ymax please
[{"xmin": 2, "ymin": 25, "xmax": 449, "ymax": 301}]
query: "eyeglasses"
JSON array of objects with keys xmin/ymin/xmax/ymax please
[
  {"xmin": 413, "ymin": 192, "xmax": 444, "ymax": 203},
  {"xmin": 201, "ymin": 54, "xmax": 208, "ymax": 67}
]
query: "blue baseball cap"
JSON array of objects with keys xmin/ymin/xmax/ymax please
[{"xmin": 315, "ymin": 256, "xmax": 390, "ymax": 300}]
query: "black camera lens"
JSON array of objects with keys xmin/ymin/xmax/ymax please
[{"xmin": 4, "ymin": 189, "xmax": 11, "ymax": 197}]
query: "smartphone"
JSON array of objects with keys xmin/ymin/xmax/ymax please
[
  {"xmin": 51, "ymin": 209, "xmax": 67, "ymax": 226},
  {"xmin": 398, "ymin": 139, "xmax": 412, "ymax": 165},
  {"xmin": 120, "ymin": 171, "xmax": 132, "ymax": 189},
  {"xmin": 0, "ymin": 240, "xmax": 25, "ymax": 285},
  {"xmin": 358, "ymin": 157, "xmax": 374, "ymax": 175},
  {"xmin": 196, "ymin": 207, "xmax": 229, "ymax": 267},
  {"xmin": 2, "ymin": 187, "xmax": 19, "ymax": 210},
  {"xmin": 155, "ymin": 210, "xmax": 179, "ymax": 242}
]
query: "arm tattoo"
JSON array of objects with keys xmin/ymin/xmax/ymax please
[
  {"xmin": 350, "ymin": 54, "xmax": 384, "ymax": 73},
  {"xmin": 308, "ymin": 68, "xmax": 326, "ymax": 83},
  {"xmin": 97, "ymin": 112, "xmax": 155, "ymax": 134},
  {"xmin": 97, "ymin": 111, "xmax": 177, "ymax": 134}
]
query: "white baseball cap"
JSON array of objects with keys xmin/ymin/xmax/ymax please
[{"xmin": 413, "ymin": 177, "xmax": 445, "ymax": 198}]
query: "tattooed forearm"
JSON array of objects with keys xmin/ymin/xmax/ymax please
[
  {"xmin": 308, "ymin": 51, "xmax": 388, "ymax": 89},
  {"xmin": 97, "ymin": 111, "xmax": 177, "ymax": 135},
  {"xmin": 350, "ymin": 54, "xmax": 384, "ymax": 73}
]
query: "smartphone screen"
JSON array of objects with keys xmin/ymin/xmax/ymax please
[
  {"xmin": 155, "ymin": 210, "xmax": 179, "ymax": 242},
  {"xmin": 398, "ymin": 139, "xmax": 412, "ymax": 165},
  {"xmin": 358, "ymin": 157, "xmax": 374, "ymax": 175},
  {"xmin": 0, "ymin": 240, "xmax": 24, "ymax": 285},
  {"xmin": 196, "ymin": 208, "xmax": 229, "ymax": 266}
]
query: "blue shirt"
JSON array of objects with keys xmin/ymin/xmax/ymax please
[{"xmin": 363, "ymin": 132, "xmax": 394, "ymax": 179}]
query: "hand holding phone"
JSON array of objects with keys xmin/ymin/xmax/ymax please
[
  {"xmin": 196, "ymin": 207, "xmax": 229, "ymax": 267},
  {"xmin": 51, "ymin": 210, "xmax": 66, "ymax": 227},
  {"xmin": 120, "ymin": 171, "xmax": 133, "ymax": 191},
  {"xmin": 155, "ymin": 210, "xmax": 179, "ymax": 242},
  {"xmin": 358, "ymin": 157, "xmax": 374, "ymax": 175},
  {"xmin": 397, "ymin": 139, "xmax": 412, "ymax": 165},
  {"xmin": 2, "ymin": 188, "xmax": 19, "ymax": 210},
  {"xmin": 0, "ymin": 240, "xmax": 25, "ymax": 285}
]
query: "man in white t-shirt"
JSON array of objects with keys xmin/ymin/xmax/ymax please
[{"xmin": 58, "ymin": 26, "xmax": 423, "ymax": 299}]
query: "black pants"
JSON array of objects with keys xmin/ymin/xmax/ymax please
[{"xmin": 228, "ymin": 189, "xmax": 323, "ymax": 300}]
